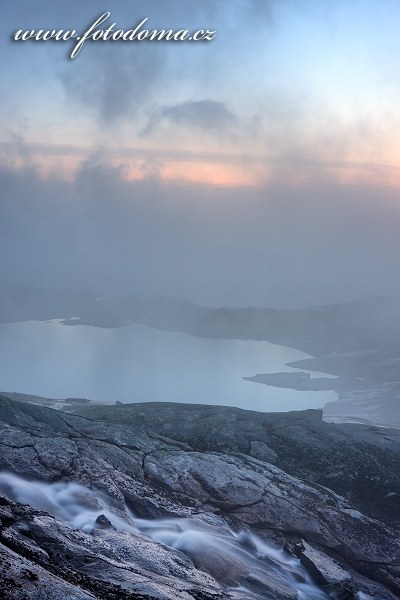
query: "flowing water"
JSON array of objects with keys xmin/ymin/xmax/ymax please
[{"xmin": 0, "ymin": 472, "xmax": 331, "ymax": 599}]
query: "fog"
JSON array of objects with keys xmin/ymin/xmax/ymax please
[
  {"xmin": 2, "ymin": 0, "xmax": 400, "ymax": 425},
  {"xmin": 0, "ymin": 320, "xmax": 336, "ymax": 410},
  {"xmin": 1, "ymin": 160, "xmax": 400, "ymax": 308},
  {"xmin": 3, "ymin": 2, "xmax": 400, "ymax": 309}
]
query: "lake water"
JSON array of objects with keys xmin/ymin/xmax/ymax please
[{"xmin": 0, "ymin": 320, "xmax": 337, "ymax": 412}]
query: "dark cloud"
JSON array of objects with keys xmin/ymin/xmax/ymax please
[
  {"xmin": 4, "ymin": 0, "xmax": 275, "ymax": 128},
  {"xmin": 1, "ymin": 159, "xmax": 400, "ymax": 308},
  {"xmin": 61, "ymin": 44, "xmax": 164, "ymax": 123},
  {"xmin": 143, "ymin": 100, "xmax": 236, "ymax": 136},
  {"xmin": 161, "ymin": 99, "xmax": 236, "ymax": 130}
]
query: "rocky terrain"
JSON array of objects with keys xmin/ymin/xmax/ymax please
[{"xmin": 1, "ymin": 394, "xmax": 400, "ymax": 599}]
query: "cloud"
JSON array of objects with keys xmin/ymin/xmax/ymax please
[
  {"xmin": 143, "ymin": 99, "xmax": 236, "ymax": 136},
  {"xmin": 4, "ymin": 0, "xmax": 275, "ymax": 131},
  {"xmin": 1, "ymin": 158, "xmax": 400, "ymax": 308},
  {"xmin": 61, "ymin": 44, "xmax": 164, "ymax": 124},
  {"xmin": 3, "ymin": 1, "xmax": 400, "ymax": 307},
  {"xmin": 161, "ymin": 99, "xmax": 236, "ymax": 130}
]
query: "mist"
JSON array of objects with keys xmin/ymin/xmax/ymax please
[
  {"xmin": 0, "ymin": 319, "xmax": 336, "ymax": 411},
  {"xmin": 3, "ymin": 1, "xmax": 400, "ymax": 309},
  {"xmin": 1, "ymin": 160, "xmax": 400, "ymax": 308},
  {"xmin": 2, "ymin": 4, "xmax": 400, "ymax": 599}
]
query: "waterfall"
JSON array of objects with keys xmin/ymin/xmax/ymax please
[{"xmin": 0, "ymin": 471, "xmax": 331, "ymax": 599}]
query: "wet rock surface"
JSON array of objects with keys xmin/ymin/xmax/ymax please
[
  {"xmin": 0, "ymin": 395, "xmax": 399, "ymax": 599},
  {"xmin": 73, "ymin": 402, "xmax": 400, "ymax": 524}
]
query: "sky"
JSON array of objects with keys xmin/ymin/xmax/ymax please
[{"xmin": 2, "ymin": 0, "xmax": 400, "ymax": 307}]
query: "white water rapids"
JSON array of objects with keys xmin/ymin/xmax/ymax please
[{"xmin": 0, "ymin": 472, "xmax": 332, "ymax": 599}]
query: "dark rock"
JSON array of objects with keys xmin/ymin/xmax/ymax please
[
  {"xmin": 0, "ymin": 497, "xmax": 226, "ymax": 600},
  {"xmin": 243, "ymin": 371, "xmax": 335, "ymax": 391},
  {"xmin": 295, "ymin": 539, "xmax": 352, "ymax": 586},
  {"xmin": 95, "ymin": 514, "xmax": 116, "ymax": 530},
  {"xmin": 1, "ymin": 395, "xmax": 400, "ymax": 599},
  {"xmin": 249, "ymin": 440, "xmax": 277, "ymax": 463},
  {"xmin": 73, "ymin": 401, "xmax": 400, "ymax": 524},
  {"xmin": 65, "ymin": 398, "xmax": 92, "ymax": 404}
]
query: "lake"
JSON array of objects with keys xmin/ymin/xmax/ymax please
[{"xmin": 0, "ymin": 320, "xmax": 337, "ymax": 412}]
